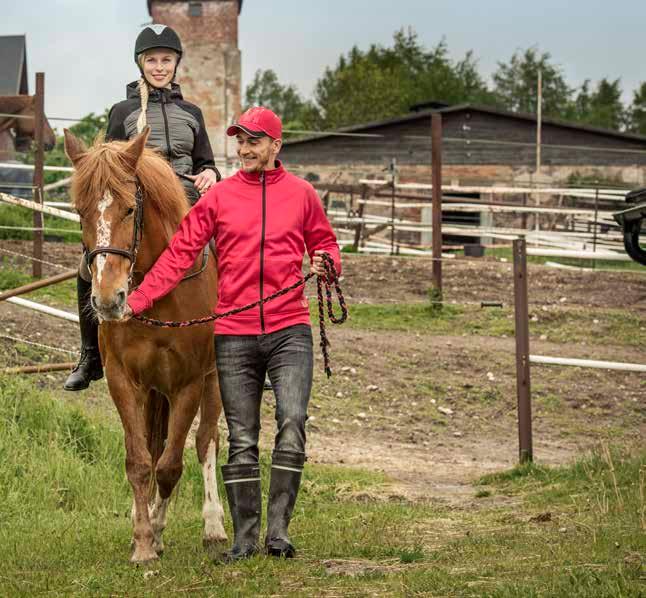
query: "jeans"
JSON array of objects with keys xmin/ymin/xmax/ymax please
[{"xmin": 215, "ymin": 324, "xmax": 313, "ymax": 465}]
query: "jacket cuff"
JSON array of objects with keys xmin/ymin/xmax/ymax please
[{"xmin": 127, "ymin": 288, "xmax": 152, "ymax": 315}]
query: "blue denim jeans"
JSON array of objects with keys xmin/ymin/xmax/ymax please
[{"xmin": 215, "ymin": 324, "xmax": 313, "ymax": 465}]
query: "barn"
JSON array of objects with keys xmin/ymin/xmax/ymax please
[{"xmin": 280, "ymin": 101, "xmax": 646, "ymax": 187}]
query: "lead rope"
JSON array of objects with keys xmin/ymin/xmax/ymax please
[{"xmin": 133, "ymin": 253, "xmax": 347, "ymax": 377}]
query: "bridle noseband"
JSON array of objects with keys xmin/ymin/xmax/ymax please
[{"xmin": 84, "ymin": 182, "xmax": 145, "ymax": 288}]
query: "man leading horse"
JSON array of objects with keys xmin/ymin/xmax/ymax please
[{"xmin": 124, "ymin": 106, "xmax": 342, "ymax": 561}]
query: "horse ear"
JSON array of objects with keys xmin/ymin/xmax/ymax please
[
  {"xmin": 121, "ymin": 127, "xmax": 150, "ymax": 173},
  {"xmin": 63, "ymin": 129, "xmax": 87, "ymax": 166}
]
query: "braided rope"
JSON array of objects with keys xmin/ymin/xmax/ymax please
[{"xmin": 133, "ymin": 253, "xmax": 348, "ymax": 376}]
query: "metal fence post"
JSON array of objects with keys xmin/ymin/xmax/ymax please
[
  {"xmin": 431, "ymin": 113, "xmax": 443, "ymax": 297},
  {"xmin": 513, "ymin": 237, "xmax": 533, "ymax": 463},
  {"xmin": 32, "ymin": 72, "xmax": 45, "ymax": 279}
]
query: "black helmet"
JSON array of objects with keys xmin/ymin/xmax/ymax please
[{"xmin": 134, "ymin": 25, "xmax": 183, "ymax": 65}]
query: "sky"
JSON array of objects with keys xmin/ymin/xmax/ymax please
[{"xmin": 2, "ymin": 0, "xmax": 645, "ymax": 128}]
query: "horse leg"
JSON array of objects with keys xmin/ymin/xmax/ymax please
[
  {"xmin": 108, "ymin": 375, "xmax": 158, "ymax": 563},
  {"xmin": 144, "ymin": 390, "xmax": 169, "ymax": 555},
  {"xmin": 196, "ymin": 369, "xmax": 227, "ymax": 547},
  {"xmin": 153, "ymin": 379, "xmax": 203, "ymax": 551}
]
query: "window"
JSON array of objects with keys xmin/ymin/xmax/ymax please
[{"xmin": 189, "ymin": 2, "xmax": 203, "ymax": 17}]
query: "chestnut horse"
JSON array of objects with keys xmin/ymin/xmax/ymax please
[
  {"xmin": 0, "ymin": 95, "xmax": 56, "ymax": 151},
  {"xmin": 64, "ymin": 128, "xmax": 227, "ymax": 563}
]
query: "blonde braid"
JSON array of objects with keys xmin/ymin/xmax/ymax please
[{"xmin": 136, "ymin": 77, "xmax": 149, "ymax": 133}]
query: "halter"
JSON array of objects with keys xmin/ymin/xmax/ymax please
[{"xmin": 84, "ymin": 182, "xmax": 145, "ymax": 288}]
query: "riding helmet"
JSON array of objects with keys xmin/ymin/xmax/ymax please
[{"xmin": 134, "ymin": 24, "xmax": 183, "ymax": 65}]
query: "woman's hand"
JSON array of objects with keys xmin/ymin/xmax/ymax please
[{"xmin": 187, "ymin": 169, "xmax": 219, "ymax": 195}]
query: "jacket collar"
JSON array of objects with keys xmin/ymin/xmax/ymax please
[
  {"xmin": 126, "ymin": 81, "xmax": 184, "ymax": 103},
  {"xmin": 236, "ymin": 160, "xmax": 287, "ymax": 185}
]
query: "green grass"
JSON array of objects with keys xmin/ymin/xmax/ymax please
[
  {"xmin": 0, "ymin": 262, "xmax": 76, "ymax": 307},
  {"xmin": 325, "ymin": 302, "xmax": 646, "ymax": 346},
  {"xmin": 0, "ymin": 205, "xmax": 81, "ymax": 242},
  {"xmin": 0, "ymin": 375, "xmax": 644, "ymax": 596}
]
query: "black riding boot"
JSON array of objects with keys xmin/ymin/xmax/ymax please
[
  {"xmin": 63, "ymin": 274, "xmax": 103, "ymax": 391},
  {"xmin": 265, "ymin": 450, "xmax": 305, "ymax": 558},
  {"xmin": 221, "ymin": 463, "xmax": 262, "ymax": 561}
]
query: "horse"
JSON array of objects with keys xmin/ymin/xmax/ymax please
[
  {"xmin": 0, "ymin": 95, "xmax": 56, "ymax": 152},
  {"xmin": 63, "ymin": 127, "xmax": 227, "ymax": 563}
]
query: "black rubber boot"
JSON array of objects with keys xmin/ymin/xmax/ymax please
[
  {"xmin": 63, "ymin": 275, "xmax": 103, "ymax": 391},
  {"xmin": 221, "ymin": 463, "xmax": 262, "ymax": 562},
  {"xmin": 265, "ymin": 450, "xmax": 305, "ymax": 558}
]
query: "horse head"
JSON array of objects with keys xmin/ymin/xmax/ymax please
[
  {"xmin": 65, "ymin": 127, "xmax": 150, "ymax": 321},
  {"xmin": 0, "ymin": 95, "xmax": 56, "ymax": 151}
]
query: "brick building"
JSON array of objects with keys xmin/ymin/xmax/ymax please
[{"xmin": 147, "ymin": 0, "xmax": 242, "ymax": 164}]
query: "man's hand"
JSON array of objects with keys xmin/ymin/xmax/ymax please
[
  {"xmin": 310, "ymin": 250, "xmax": 327, "ymax": 276},
  {"xmin": 186, "ymin": 169, "xmax": 219, "ymax": 195},
  {"xmin": 119, "ymin": 304, "xmax": 134, "ymax": 323}
]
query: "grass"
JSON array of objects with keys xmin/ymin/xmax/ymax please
[
  {"xmin": 0, "ymin": 261, "xmax": 77, "ymax": 306},
  {"xmin": 328, "ymin": 302, "xmax": 646, "ymax": 347},
  {"xmin": 0, "ymin": 205, "xmax": 81, "ymax": 242},
  {"xmin": 0, "ymin": 375, "xmax": 644, "ymax": 596}
]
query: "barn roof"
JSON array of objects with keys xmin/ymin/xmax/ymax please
[
  {"xmin": 283, "ymin": 102, "xmax": 646, "ymax": 147},
  {"xmin": 147, "ymin": 0, "xmax": 243, "ymax": 15},
  {"xmin": 0, "ymin": 35, "xmax": 28, "ymax": 95}
]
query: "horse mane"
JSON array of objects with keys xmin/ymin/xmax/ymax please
[{"xmin": 71, "ymin": 138, "xmax": 188, "ymax": 240}]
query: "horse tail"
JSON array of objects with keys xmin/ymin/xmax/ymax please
[{"xmin": 146, "ymin": 389, "xmax": 169, "ymax": 500}]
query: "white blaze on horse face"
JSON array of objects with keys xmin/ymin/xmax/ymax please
[
  {"xmin": 202, "ymin": 439, "xmax": 227, "ymax": 542},
  {"xmin": 95, "ymin": 191, "xmax": 114, "ymax": 284}
]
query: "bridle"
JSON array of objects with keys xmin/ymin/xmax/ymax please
[
  {"xmin": 84, "ymin": 182, "xmax": 145, "ymax": 288},
  {"xmin": 82, "ymin": 181, "xmax": 209, "ymax": 288}
]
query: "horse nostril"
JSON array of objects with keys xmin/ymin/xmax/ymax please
[{"xmin": 116, "ymin": 290, "xmax": 126, "ymax": 306}]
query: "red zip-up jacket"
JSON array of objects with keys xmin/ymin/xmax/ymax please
[{"xmin": 127, "ymin": 161, "xmax": 341, "ymax": 335}]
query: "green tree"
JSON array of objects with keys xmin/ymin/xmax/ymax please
[
  {"xmin": 244, "ymin": 69, "xmax": 320, "ymax": 130},
  {"xmin": 314, "ymin": 29, "xmax": 494, "ymax": 129},
  {"xmin": 492, "ymin": 47, "xmax": 573, "ymax": 117},
  {"xmin": 582, "ymin": 78, "xmax": 625, "ymax": 130},
  {"xmin": 627, "ymin": 82, "xmax": 646, "ymax": 134}
]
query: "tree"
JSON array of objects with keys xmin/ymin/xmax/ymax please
[
  {"xmin": 492, "ymin": 47, "xmax": 573, "ymax": 117},
  {"xmin": 314, "ymin": 29, "xmax": 494, "ymax": 129},
  {"xmin": 627, "ymin": 82, "xmax": 646, "ymax": 134},
  {"xmin": 582, "ymin": 78, "xmax": 625, "ymax": 130},
  {"xmin": 244, "ymin": 69, "xmax": 320, "ymax": 130}
]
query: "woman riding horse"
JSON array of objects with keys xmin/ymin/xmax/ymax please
[{"xmin": 64, "ymin": 24, "xmax": 220, "ymax": 391}]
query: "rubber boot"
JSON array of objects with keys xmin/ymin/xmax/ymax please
[
  {"xmin": 265, "ymin": 450, "xmax": 305, "ymax": 558},
  {"xmin": 221, "ymin": 463, "xmax": 262, "ymax": 561},
  {"xmin": 63, "ymin": 274, "xmax": 103, "ymax": 391}
]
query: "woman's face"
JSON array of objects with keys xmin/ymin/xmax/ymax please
[{"xmin": 141, "ymin": 49, "xmax": 178, "ymax": 88}]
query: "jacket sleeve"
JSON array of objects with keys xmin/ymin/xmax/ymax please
[
  {"xmin": 105, "ymin": 104, "xmax": 128, "ymax": 142},
  {"xmin": 303, "ymin": 185, "xmax": 342, "ymax": 279},
  {"xmin": 191, "ymin": 106, "xmax": 220, "ymax": 179},
  {"xmin": 127, "ymin": 190, "xmax": 218, "ymax": 315}
]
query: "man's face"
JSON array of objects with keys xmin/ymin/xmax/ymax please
[{"xmin": 236, "ymin": 132, "xmax": 281, "ymax": 173}]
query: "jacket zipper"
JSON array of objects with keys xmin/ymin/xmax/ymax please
[
  {"xmin": 160, "ymin": 93, "xmax": 172, "ymax": 161},
  {"xmin": 259, "ymin": 172, "xmax": 266, "ymax": 333}
]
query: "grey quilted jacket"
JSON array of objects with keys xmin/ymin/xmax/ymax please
[{"xmin": 106, "ymin": 81, "xmax": 219, "ymax": 204}]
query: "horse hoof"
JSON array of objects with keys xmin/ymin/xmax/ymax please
[{"xmin": 131, "ymin": 547, "xmax": 159, "ymax": 564}]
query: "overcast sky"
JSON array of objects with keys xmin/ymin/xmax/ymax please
[{"xmin": 2, "ymin": 0, "xmax": 645, "ymax": 128}]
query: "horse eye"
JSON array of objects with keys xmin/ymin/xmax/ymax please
[{"xmin": 126, "ymin": 207, "xmax": 134, "ymax": 217}]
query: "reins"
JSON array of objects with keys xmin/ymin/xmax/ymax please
[{"xmin": 133, "ymin": 253, "xmax": 348, "ymax": 377}]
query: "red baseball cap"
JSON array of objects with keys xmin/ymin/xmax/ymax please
[{"xmin": 226, "ymin": 106, "xmax": 283, "ymax": 139}]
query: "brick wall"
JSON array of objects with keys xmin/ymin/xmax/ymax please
[{"xmin": 149, "ymin": 0, "xmax": 241, "ymax": 162}]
